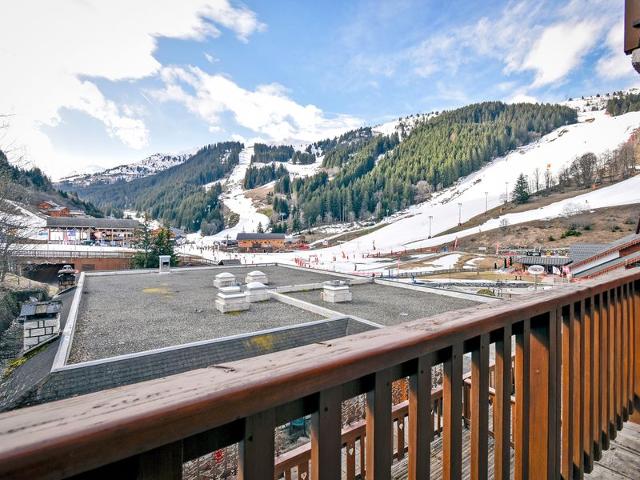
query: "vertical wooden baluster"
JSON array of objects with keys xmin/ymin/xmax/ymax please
[
  {"xmin": 561, "ymin": 304, "xmax": 574, "ymax": 480},
  {"xmin": 397, "ymin": 417, "xmax": 405, "ymax": 460},
  {"xmin": 627, "ymin": 282, "xmax": 635, "ymax": 414},
  {"xmin": 622, "ymin": 284, "xmax": 629, "ymax": 422},
  {"xmin": 443, "ymin": 343, "xmax": 463, "ymax": 480},
  {"xmin": 583, "ymin": 298, "xmax": 594, "ymax": 473},
  {"xmin": 615, "ymin": 287, "xmax": 623, "ymax": 431},
  {"xmin": 463, "ymin": 382, "xmax": 471, "ymax": 429},
  {"xmin": 408, "ymin": 354, "xmax": 432, "ymax": 480},
  {"xmin": 137, "ymin": 441, "xmax": 184, "ymax": 480},
  {"xmin": 592, "ymin": 294, "xmax": 602, "ymax": 461},
  {"xmin": 495, "ymin": 324, "xmax": 512, "ymax": 480},
  {"xmin": 600, "ymin": 292, "xmax": 610, "ymax": 451},
  {"xmin": 359, "ymin": 436, "xmax": 366, "ymax": 478},
  {"xmin": 572, "ymin": 301, "xmax": 584, "ymax": 478},
  {"xmin": 366, "ymin": 369, "xmax": 393, "ymax": 480},
  {"xmin": 550, "ymin": 309, "xmax": 562, "ymax": 479},
  {"xmin": 515, "ymin": 319, "xmax": 530, "ymax": 480},
  {"xmin": 298, "ymin": 461, "xmax": 308, "ymax": 480},
  {"xmin": 608, "ymin": 288, "xmax": 617, "ymax": 440},
  {"xmin": 238, "ymin": 410, "xmax": 275, "ymax": 480},
  {"xmin": 346, "ymin": 441, "xmax": 356, "ymax": 480},
  {"xmin": 311, "ymin": 386, "xmax": 342, "ymax": 480},
  {"xmin": 633, "ymin": 281, "xmax": 640, "ymax": 412},
  {"xmin": 628, "ymin": 282, "xmax": 634, "ymax": 415},
  {"xmin": 529, "ymin": 313, "xmax": 555, "ymax": 479},
  {"xmin": 471, "ymin": 334, "xmax": 489, "ymax": 480}
]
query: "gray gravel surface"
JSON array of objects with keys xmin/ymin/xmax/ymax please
[
  {"xmin": 69, "ymin": 269, "xmax": 327, "ymax": 363},
  {"xmin": 286, "ymin": 283, "xmax": 479, "ymax": 326}
]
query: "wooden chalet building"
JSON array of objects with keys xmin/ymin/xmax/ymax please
[
  {"xmin": 45, "ymin": 217, "xmax": 140, "ymax": 246},
  {"xmin": 237, "ymin": 232, "xmax": 286, "ymax": 252}
]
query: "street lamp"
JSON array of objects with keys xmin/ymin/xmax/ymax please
[
  {"xmin": 458, "ymin": 203, "xmax": 462, "ymax": 226},
  {"xmin": 428, "ymin": 215, "xmax": 433, "ymax": 238},
  {"xmin": 484, "ymin": 192, "xmax": 488, "ymax": 213}
]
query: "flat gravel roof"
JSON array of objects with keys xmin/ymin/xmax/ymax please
[
  {"xmin": 285, "ymin": 282, "xmax": 479, "ymax": 326},
  {"xmin": 68, "ymin": 267, "xmax": 333, "ymax": 363}
]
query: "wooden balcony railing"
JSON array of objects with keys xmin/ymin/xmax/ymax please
[{"xmin": 0, "ymin": 269, "xmax": 638, "ymax": 480}]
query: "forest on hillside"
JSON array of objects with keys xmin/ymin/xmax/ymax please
[
  {"xmin": 606, "ymin": 91, "xmax": 640, "ymax": 116},
  {"xmin": 268, "ymin": 102, "xmax": 577, "ymax": 232},
  {"xmin": 0, "ymin": 150, "xmax": 103, "ymax": 217},
  {"xmin": 251, "ymin": 144, "xmax": 294, "ymax": 163},
  {"xmin": 243, "ymin": 163, "xmax": 288, "ymax": 189},
  {"xmin": 61, "ymin": 142, "xmax": 242, "ymax": 232}
]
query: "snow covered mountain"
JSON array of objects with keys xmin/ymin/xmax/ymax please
[{"xmin": 59, "ymin": 152, "xmax": 194, "ymax": 186}]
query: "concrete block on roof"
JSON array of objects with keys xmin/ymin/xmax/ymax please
[
  {"xmin": 215, "ymin": 285, "xmax": 250, "ymax": 313},
  {"xmin": 245, "ymin": 282, "xmax": 270, "ymax": 302},
  {"xmin": 214, "ymin": 272, "xmax": 236, "ymax": 288},
  {"xmin": 321, "ymin": 280, "xmax": 352, "ymax": 303},
  {"xmin": 245, "ymin": 270, "xmax": 269, "ymax": 284}
]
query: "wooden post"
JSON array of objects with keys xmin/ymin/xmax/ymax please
[
  {"xmin": 238, "ymin": 410, "xmax": 275, "ymax": 480},
  {"xmin": 528, "ymin": 314, "xmax": 554, "ymax": 479},
  {"xmin": 561, "ymin": 304, "xmax": 574, "ymax": 480},
  {"xmin": 137, "ymin": 442, "xmax": 183, "ymax": 480},
  {"xmin": 494, "ymin": 324, "xmax": 512, "ymax": 480},
  {"xmin": 366, "ymin": 369, "xmax": 393, "ymax": 480},
  {"xmin": 443, "ymin": 343, "xmax": 463, "ymax": 480},
  {"xmin": 572, "ymin": 301, "xmax": 584, "ymax": 478},
  {"xmin": 583, "ymin": 298, "xmax": 594, "ymax": 472},
  {"xmin": 471, "ymin": 334, "xmax": 489, "ymax": 480},
  {"xmin": 515, "ymin": 319, "xmax": 530, "ymax": 480},
  {"xmin": 408, "ymin": 354, "xmax": 432, "ymax": 480},
  {"xmin": 311, "ymin": 387, "xmax": 342, "ymax": 480}
]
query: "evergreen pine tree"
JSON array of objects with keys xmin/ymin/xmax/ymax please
[
  {"xmin": 256, "ymin": 222, "xmax": 264, "ymax": 233},
  {"xmin": 512, "ymin": 173, "xmax": 530, "ymax": 204}
]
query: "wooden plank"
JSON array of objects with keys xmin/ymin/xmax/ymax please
[
  {"xmin": 623, "ymin": 284, "xmax": 630, "ymax": 422},
  {"xmin": 600, "ymin": 292, "xmax": 610, "ymax": 450},
  {"xmin": 572, "ymin": 301, "xmax": 584, "ymax": 477},
  {"xmin": 561, "ymin": 304, "xmax": 574, "ymax": 480},
  {"xmin": 137, "ymin": 442, "xmax": 183, "ymax": 480},
  {"xmin": 584, "ymin": 297, "xmax": 594, "ymax": 472},
  {"xmin": 311, "ymin": 387, "xmax": 342, "ymax": 480},
  {"xmin": 631, "ymin": 282, "xmax": 640, "ymax": 411},
  {"xmin": 470, "ymin": 334, "xmax": 489, "ymax": 480},
  {"xmin": 408, "ymin": 354, "xmax": 432, "ymax": 480},
  {"xmin": 515, "ymin": 319, "xmax": 530, "ymax": 480},
  {"xmin": 609, "ymin": 288, "xmax": 617, "ymax": 440},
  {"xmin": 238, "ymin": 410, "xmax": 275, "ymax": 480},
  {"xmin": 552, "ymin": 308, "xmax": 562, "ymax": 479},
  {"xmin": 443, "ymin": 343, "xmax": 463, "ymax": 480},
  {"xmin": 615, "ymin": 287, "xmax": 623, "ymax": 430},
  {"xmin": 366, "ymin": 369, "xmax": 393, "ymax": 480},
  {"xmin": 592, "ymin": 294, "xmax": 602, "ymax": 460},
  {"xmin": 346, "ymin": 441, "xmax": 356, "ymax": 480}
]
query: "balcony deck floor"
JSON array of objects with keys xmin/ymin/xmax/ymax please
[
  {"xmin": 585, "ymin": 420, "xmax": 640, "ymax": 480},
  {"xmin": 390, "ymin": 427, "xmax": 514, "ymax": 480}
]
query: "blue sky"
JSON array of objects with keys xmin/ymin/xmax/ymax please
[{"xmin": 0, "ymin": 0, "xmax": 636, "ymax": 178}]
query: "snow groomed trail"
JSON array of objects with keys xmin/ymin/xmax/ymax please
[{"xmin": 194, "ymin": 145, "xmax": 269, "ymax": 243}]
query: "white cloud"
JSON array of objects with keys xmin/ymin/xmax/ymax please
[
  {"xmin": 397, "ymin": 0, "xmax": 621, "ymax": 95},
  {"xmin": 597, "ymin": 22, "xmax": 635, "ymax": 80},
  {"xmin": 0, "ymin": 0, "xmax": 264, "ymax": 176},
  {"xmin": 522, "ymin": 20, "xmax": 603, "ymax": 87},
  {"xmin": 152, "ymin": 66, "xmax": 362, "ymax": 143}
]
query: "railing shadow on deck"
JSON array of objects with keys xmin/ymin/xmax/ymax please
[{"xmin": 0, "ymin": 269, "xmax": 638, "ymax": 480}]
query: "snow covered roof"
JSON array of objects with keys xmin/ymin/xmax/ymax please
[
  {"xmin": 236, "ymin": 233, "xmax": 285, "ymax": 241},
  {"xmin": 514, "ymin": 256, "xmax": 571, "ymax": 266},
  {"xmin": 46, "ymin": 217, "xmax": 140, "ymax": 229}
]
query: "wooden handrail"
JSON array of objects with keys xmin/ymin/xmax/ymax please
[{"xmin": 0, "ymin": 268, "xmax": 638, "ymax": 479}]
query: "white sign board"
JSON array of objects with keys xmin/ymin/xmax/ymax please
[{"xmin": 527, "ymin": 265, "xmax": 545, "ymax": 276}]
